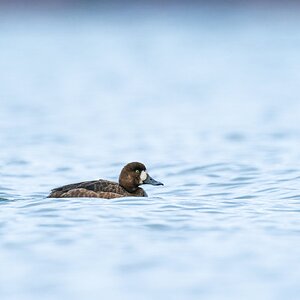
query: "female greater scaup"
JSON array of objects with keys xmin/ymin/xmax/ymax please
[{"xmin": 48, "ymin": 162, "xmax": 163, "ymax": 199}]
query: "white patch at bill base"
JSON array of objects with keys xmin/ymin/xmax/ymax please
[{"xmin": 140, "ymin": 170, "xmax": 147, "ymax": 183}]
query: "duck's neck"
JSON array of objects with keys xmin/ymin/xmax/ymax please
[
  {"xmin": 119, "ymin": 183, "xmax": 146, "ymax": 196},
  {"xmin": 131, "ymin": 187, "xmax": 147, "ymax": 197},
  {"xmin": 119, "ymin": 176, "xmax": 139, "ymax": 193}
]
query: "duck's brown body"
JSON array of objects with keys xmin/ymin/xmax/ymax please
[
  {"xmin": 48, "ymin": 179, "xmax": 147, "ymax": 199},
  {"xmin": 47, "ymin": 162, "xmax": 163, "ymax": 199}
]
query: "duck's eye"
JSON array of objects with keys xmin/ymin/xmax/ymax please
[{"xmin": 135, "ymin": 170, "xmax": 140, "ymax": 174}]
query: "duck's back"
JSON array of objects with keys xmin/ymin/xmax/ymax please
[{"xmin": 48, "ymin": 179, "xmax": 131, "ymax": 198}]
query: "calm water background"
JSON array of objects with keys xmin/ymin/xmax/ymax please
[{"xmin": 1, "ymin": 5, "xmax": 300, "ymax": 300}]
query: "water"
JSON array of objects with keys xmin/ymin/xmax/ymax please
[{"xmin": 1, "ymin": 6, "xmax": 300, "ymax": 300}]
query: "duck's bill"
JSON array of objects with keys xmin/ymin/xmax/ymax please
[{"xmin": 143, "ymin": 174, "xmax": 164, "ymax": 186}]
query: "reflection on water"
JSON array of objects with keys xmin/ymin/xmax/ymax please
[{"xmin": 1, "ymin": 6, "xmax": 300, "ymax": 300}]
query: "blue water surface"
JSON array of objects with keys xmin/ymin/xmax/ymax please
[{"xmin": 1, "ymin": 6, "xmax": 300, "ymax": 300}]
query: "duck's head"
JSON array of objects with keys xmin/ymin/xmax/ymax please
[{"xmin": 119, "ymin": 162, "xmax": 163, "ymax": 193}]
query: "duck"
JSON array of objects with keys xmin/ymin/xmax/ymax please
[{"xmin": 47, "ymin": 162, "xmax": 163, "ymax": 199}]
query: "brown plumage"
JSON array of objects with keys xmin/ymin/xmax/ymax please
[{"xmin": 48, "ymin": 162, "xmax": 163, "ymax": 199}]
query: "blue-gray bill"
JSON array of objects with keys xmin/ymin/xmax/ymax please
[{"xmin": 143, "ymin": 174, "xmax": 164, "ymax": 186}]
